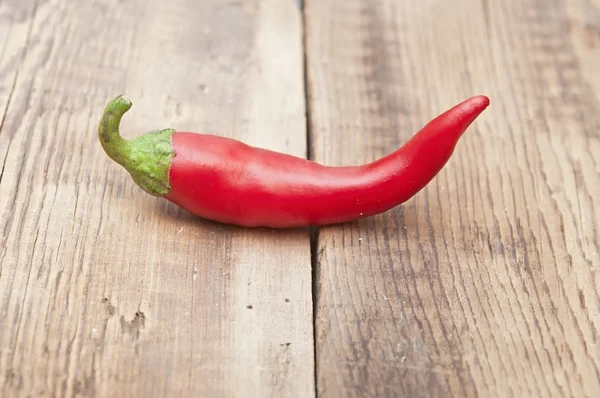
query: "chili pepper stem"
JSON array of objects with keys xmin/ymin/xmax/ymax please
[{"xmin": 98, "ymin": 95, "xmax": 175, "ymax": 196}]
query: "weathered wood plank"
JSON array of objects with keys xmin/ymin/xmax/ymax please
[
  {"xmin": 305, "ymin": 0, "xmax": 600, "ymax": 396},
  {"xmin": 0, "ymin": 0, "xmax": 314, "ymax": 397},
  {"xmin": 0, "ymin": 0, "xmax": 37, "ymax": 188}
]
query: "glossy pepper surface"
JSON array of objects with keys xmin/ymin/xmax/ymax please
[{"xmin": 98, "ymin": 95, "xmax": 490, "ymax": 228}]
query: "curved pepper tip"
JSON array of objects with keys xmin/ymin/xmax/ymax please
[
  {"xmin": 452, "ymin": 95, "xmax": 491, "ymax": 132},
  {"xmin": 467, "ymin": 95, "xmax": 491, "ymax": 112},
  {"xmin": 474, "ymin": 95, "xmax": 490, "ymax": 107}
]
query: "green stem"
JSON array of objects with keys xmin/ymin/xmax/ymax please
[
  {"xmin": 98, "ymin": 95, "xmax": 133, "ymax": 166},
  {"xmin": 98, "ymin": 95, "xmax": 175, "ymax": 196}
]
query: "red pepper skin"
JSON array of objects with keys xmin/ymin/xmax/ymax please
[{"xmin": 163, "ymin": 95, "xmax": 490, "ymax": 228}]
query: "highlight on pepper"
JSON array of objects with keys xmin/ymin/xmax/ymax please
[{"xmin": 98, "ymin": 95, "xmax": 490, "ymax": 228}]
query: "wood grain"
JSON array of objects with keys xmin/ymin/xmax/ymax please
[
  {"xmin": 0, "ymin": 0, "xmax": 37, "ymax": 186},
  {"xmin": 0, "ymin": 0, "xmax": 314, "ymax": 397},
  {"xmin": 305, "ymin": 0, "xmax": 600, "ymax": 397}
]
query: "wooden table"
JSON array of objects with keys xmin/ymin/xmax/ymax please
[{"xmin": 1, "ymin": 0, "xmax": 598, "ymax": 396}]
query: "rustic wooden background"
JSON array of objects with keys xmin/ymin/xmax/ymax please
[{"xmin": 1, "ymin": 0, "xmax": 598, "ymax": 397}]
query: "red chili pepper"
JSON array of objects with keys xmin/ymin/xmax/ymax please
[{"xmin": 98, "ymin": 95, "xmax": 489, "ymax": 228}]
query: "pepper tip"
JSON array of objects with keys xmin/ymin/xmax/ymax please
[{"xmin": 470, "ymin": 95, "xmax": 490, "ymax": 109}]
